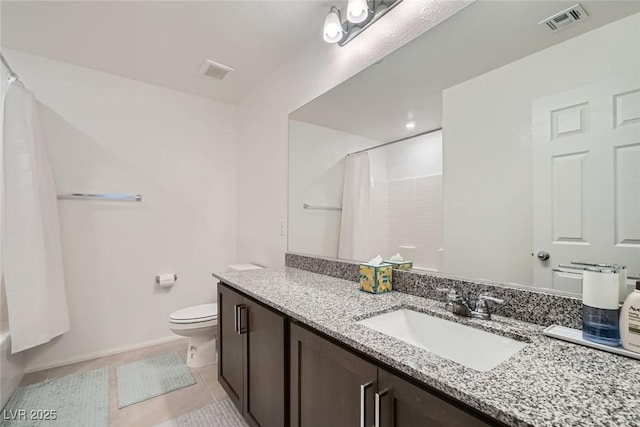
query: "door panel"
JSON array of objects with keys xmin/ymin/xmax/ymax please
[
  {"xmin": 614, "ymin": 143, "xmax": 640, "ymax": 246},
  {"xmin": 533, "ymin": 73, "xmax": 640, "ymax": 294},
  {"xmin": 551, "ymin": 152, "xmax": 588, "ymax": 244},
  {"xmin": 218, "ymin": 283, "xmax": 245, "ymax": 411},
  {"xmin": 290, "ymin": 323, "xmax": 376, "ymax": 427},
  {"xmin": 244, "ymin": 299, "xmax": 287, "ymax": 427}
]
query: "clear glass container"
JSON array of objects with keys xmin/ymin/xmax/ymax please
[{"xmin": 582, "ymin": 305, "xmax": 621, "ymax": 346}]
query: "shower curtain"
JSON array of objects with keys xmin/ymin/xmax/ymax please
[
  {"xmin": 338, "ymin": 152, "xmax": 372, "ymax": 261},
  {"xmin": 2, "ymin": 81, "xmax": 69, "ymax": 353}
]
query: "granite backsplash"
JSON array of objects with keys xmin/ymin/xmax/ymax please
[{"xmin": 285, "ymin": 252, "xmax": 582, "ymax": 329}]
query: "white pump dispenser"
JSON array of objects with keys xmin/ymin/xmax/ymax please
[{"xmin": 620, "ymin": 281, "xmax": 640, "ymax": 354}]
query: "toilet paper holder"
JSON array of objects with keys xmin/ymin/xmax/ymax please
[{"xmin": 155, "ymin": 274, "xmax": 178, "ymax": 283}]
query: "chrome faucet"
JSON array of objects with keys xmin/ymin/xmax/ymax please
[
  {"xmin": 442, "ymin": 289, "xmax": 473, "ymax": 316},
  {"xmin": 437, "ymin": 289, "xmax": 504, "ymax": 320},
  {"xmin": 472, "ymin": 294, "xmax": 505, "ymax": 320}
]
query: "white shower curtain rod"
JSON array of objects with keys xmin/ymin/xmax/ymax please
[
  {"xmin": 347, "ymin": 126, "xmax": 443, "ymax": 156},
  {"xmin": 0, "ymin": 52, "xmax": 21, "ymax": 83}
]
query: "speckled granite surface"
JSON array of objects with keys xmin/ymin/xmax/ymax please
[
  {"xmin": 286, "ymin": 252, "xmax": 583, "ymax": 329},
  {"xmin": 213, "ymin": 266, "xmax": 640, "ymax": 427},
  {"xmin": 285, "ymin": 253, "xmax": 360, "ymax": 282}
]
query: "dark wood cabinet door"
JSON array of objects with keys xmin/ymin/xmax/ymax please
[
  {"xmin": 377, "ymin": 368, "xmax": 493, "ymax": 427},
  {"xmin": 290, "ymin": 323, "xmax": 377, "ymax": 427},
  {"xmin": 218, "ymin": 283, "xmax": 245, "ymax": 411},
  {"xmin": 244, "ymin": 298, "xmax": 287, "ymax": 427}
]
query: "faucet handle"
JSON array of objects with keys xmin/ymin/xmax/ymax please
[
  {"xmin": 477, "ymin": 294, "xmax": 504, "ymax": 304},
  {"xmin": 472, "ymin": 294, "xmax": 504, "ymax": 320},
  {"xmin": 437, "ymin": 288, "xmax": 463, "ymax": 302}
]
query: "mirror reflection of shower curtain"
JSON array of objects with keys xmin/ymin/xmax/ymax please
[
  {"xmin": 338, "ymin": 152, "xmax": 372, "ymax": 261},
  {"xmin": 2, "ymin": 81, "xmax": 70, "ymax": 353}
]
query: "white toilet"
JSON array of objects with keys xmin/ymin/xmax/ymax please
[
  {"xmin": 169, "ymin": 303, "xmax": 218, "ymax": 368},
  {"xmin": 169, "ymin": 263, "xmax": 262, "ymax": 368}
]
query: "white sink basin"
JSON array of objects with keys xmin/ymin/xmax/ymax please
[{"xmin": 357, "ymin": 309, "xmax": 527, "ymax": 372}]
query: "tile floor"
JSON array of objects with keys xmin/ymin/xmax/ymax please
[{"xmin": 19, "ymin": 339, "xmax": 229, "ymax": 427}]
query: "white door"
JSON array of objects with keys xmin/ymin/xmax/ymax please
[{"xmin": 533, "ymin": 73, "xmax": 640, "ymax": 295}]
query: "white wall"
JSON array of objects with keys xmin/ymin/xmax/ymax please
[
  {"xmin": 3, "ymin": 50, "xmax": 238, "ymax": 371},
  {"xmin": 377, "ymin": 131, "xmax": 443, "ymax": 181},
  {"xmin": 370, "ymin": 131, "xmax": 443, "ymax": 269},
  {"xmin": 235, "ymin": 0, "xmax": 474, "ymax": 267},
  {"xmin": 441, "ymin": 13, "xmax": 640, "ymax": 286},
  {"xmin": 288, "ymin": 120, "xmax": 381, "ymax": 258}
]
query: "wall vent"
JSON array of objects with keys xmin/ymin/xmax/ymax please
[
  {"xmin": 539, "ymin": 4, "xmax": 589, "ymax": 32},
  {"xmin": 199, "ymin": 59, "xmax": 234, "ymax": 80}
]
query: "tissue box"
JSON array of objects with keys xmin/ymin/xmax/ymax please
[
  {"xmin": 360, "ymin": 263, "xmax": 393, "ymax": 294},
  {"xmin": 384, "ymin": 260, "xmax": 413, "ymax": 270}
]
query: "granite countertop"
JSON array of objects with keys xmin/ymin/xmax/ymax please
[{"xmin": 213, "ymin": 266, "xmax": 640, "ymax": 427}]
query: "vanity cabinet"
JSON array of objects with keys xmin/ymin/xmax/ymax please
[
  {"xmin": 290, "ymin": 322, "xmax": 498, "ymax": 427},
  {"xmin": 219, "ymin": 282, "xmax": 501, "ymax": 427},
  {"xmin": 217, "ymin": 283, "xmax": 287, "ymax": 427}
]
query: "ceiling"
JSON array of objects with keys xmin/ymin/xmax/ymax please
[
  {"xmin": 1, "ymin": 1, "xmax": 337, "ymax": 105},
  {"xmin": 290, "ymin": 1, "xmax": 640, "ymax": 142}
]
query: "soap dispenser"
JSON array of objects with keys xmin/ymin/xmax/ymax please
[
  {"xmin": 582, "ymin": 267, "xmax": 620, "ymax": 346},
  {"xmin": 620, "ymin": 281, "xmax": 640, "ymax": 353}
]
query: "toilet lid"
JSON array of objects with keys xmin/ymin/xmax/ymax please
[{"xmin": 170, "ymin": 303, "xmax": 218, "ymax": 323}]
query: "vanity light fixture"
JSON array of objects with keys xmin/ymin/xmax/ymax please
[
  {"xmin": 347, "ymin": 0, "xmax": 370, "ymax": 24},
  {"xmin": 323, "ymin": 0, "xmax": 402, "ymax": 46},
  {"xmin": 323, "ymin": 7, "xmax": 346, "ymax": 43}
]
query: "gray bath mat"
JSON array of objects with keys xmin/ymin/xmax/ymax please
[
  {"xmin": 154, "ymin": 399, "xmax": 249, "ymax": 427},
  {"xmin": 116, "ymin": 352, "xmax": 196, "ymax": 408},
  {"xmin": 0, "ymin": 368, "xmax": 109, "ymax": 427}
]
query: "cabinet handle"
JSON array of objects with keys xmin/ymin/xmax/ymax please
[
  {"xmin": 238, "ymin": 305, "xmax": 248, "ymax": 335},
  {"xmin": 360, "ymin": 381, "xmax": 375, "ymax": 427},
  {"xmin": 234, "ymin": 304, "xmax": 240, "ymax": 334},
  {"xmin": 375, "ymin": 388, "xmax": 391, "ymax": 427}
]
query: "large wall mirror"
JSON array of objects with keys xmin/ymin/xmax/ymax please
[{"xmin": 288, "ymin": 1, "xmax": 640, "ymax": 296}]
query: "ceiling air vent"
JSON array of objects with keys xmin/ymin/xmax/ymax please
[
  {"xmin": 539, "ymin": 4, "xmax": 589, "ymax": 32},
  {"xmin": 199, "ymin": 59, "xmax": 234, "ymax": 80}
]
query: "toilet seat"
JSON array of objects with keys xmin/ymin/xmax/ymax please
[{"xmin": 169, "ymin": 303, "xmax": 218, "ymax": 324}]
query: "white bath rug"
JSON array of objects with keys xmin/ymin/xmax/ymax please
[
  {"xmin": 116, "ymin": 352, "xmax": 196, "ymax": 408},
  {"xmin": 154, "ymin": 399, "xmax": 249, "ymax": 427},
  {"xmin": 0, "ymin": 368, "xmax": 109, "ymax": 427}
]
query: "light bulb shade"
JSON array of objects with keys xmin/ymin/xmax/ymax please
[
  {"xmin": 323, "ymin": 9, "xmax": 344, "ymax": 43},
  {"xmin": 347, "ymin": 0, "xmax": 369, "ymax": 23}
]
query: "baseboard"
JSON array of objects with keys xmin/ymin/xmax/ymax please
[{"xmin": 24, "ymin": 335, "xmax": 186, "ymax": 373}]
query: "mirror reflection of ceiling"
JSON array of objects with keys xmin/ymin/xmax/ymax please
[{"xmin": 290, "ymin": 1, "xmax": 640, "ymax": 142}]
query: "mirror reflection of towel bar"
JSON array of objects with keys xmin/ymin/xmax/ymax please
[
  {"xmin": 303, "ymin": 203, "xmax": 342, "ymax": 211},
  {"xmin": 553, "ymin": 268, "xmax": 583, "ymax": 274},
  {"xmin": 57, "ymin": 193, "xmax": 142, "ymax": 202},
  {"xmin": 553, "ymin": 268, "xmax": 639, "ymax": 280}
]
